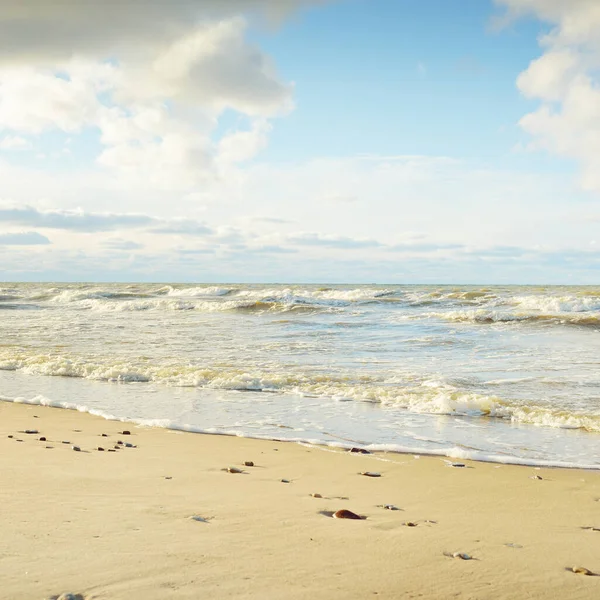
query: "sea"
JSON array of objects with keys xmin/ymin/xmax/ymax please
[{"xmin": 1, "ymin": 283, "xmax": 599, "ymax": 468}]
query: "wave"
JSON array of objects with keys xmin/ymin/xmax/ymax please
[
  {"xmin": 426, "ymin": 309, "xmax": 600, "ymax": 328},
  {"xmin": 2, "ymin": 349, "xmax": 599, "ymax": 434}
]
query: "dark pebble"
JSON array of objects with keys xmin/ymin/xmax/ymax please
[
  {"xmin": 61, "ymin": 441, "xmax": 70, "ymax": 444},
  {"xmin": 333, "ymin": 509, "xmax": 363, "ymax": 520},
  {"xmin": 24, "ymin": 429, "xmax": 39, "ymax": 435},
  {"xmin": 122, "ymin": 430, "xmax": 131, "ymax": 435},
  {"xmin": 39, "ymin": 437, "xmax": 47, "ymax": 442},
  {"xmin": 281, "ymin": 479, "xmax": 291, "ymax": 484},
  {"xmin": 124, "ymin": 442, "xmax": 136, "ymax": 448},
  {"xmin": 114, "ymin": 445, "xmax": 120, "ymax": 450},
  {"xmin": 97, "ymin": 447, "xmax": 105, "ymax": 452},
  {"xmin": 7, "ymin": 435, "xmax": 13, "ymax": 439},
  {"xmin": 244, "ymin": 461, "xmax": 254, "ymax": 467},
  {"xmin": 108, "ymin": 449, "xmax": 116, "ymax": 453},
  {"xmin": 101, "ymin": 433, "xmax": 108, "ymax": 437},
  {"xmin": 72, "ymin": 446, "xmax": 81, "ymax": 452},
  {"xmin": 349, "ymin": 447, "xmax": 370, "ymax": 454},
  {"xmin": 117, "ymin": 440, "xmax": 123, "ymax": 445}
]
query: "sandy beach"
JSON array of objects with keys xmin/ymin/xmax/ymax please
[{"xmin": 1, "ymin": 401, "xmax": 599, "ymax": 600}]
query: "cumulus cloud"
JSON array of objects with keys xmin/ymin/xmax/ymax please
[
  {"xmin": 0, "ymin": 231, "xmax": 50, "ymax": 245},
  {"xmin": 0, "ymin": 1, "xmax": 326, "ymax": 186},
  {"xmin": 496, "ymin": 0, "xmax": 600, "ymax": 192}
]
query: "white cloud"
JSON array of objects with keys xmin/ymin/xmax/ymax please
[
  {"xmin": 0, "ymin": 135, "xmax": 31, "ymax": 150},
  {"xmin": 0, "ymin": 231, "xmax": 50, "ymax": 245},
  {"xmin": 496, "ymin": 0, "xmax": 600, "ymax": 192},
  {"xmin": 0, "ymin": 2, "xmax": 309, "ymax": 188}
]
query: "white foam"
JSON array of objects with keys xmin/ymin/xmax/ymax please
[{"xmin": 2, "ymin": 395, "xmax": 598, "ymax": 470}]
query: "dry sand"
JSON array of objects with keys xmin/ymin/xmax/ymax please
[{"xmin": 1, "ymin": 401, "xmax": 599, "ymax": 599}]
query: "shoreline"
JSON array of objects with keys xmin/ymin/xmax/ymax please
[
  {"xmin": 2, "ymin": 395, "xmax": 599, "ymax": 471},
  {"xmin": 2, "ymin": 401, "xmax": 600, "ymax": 599}
]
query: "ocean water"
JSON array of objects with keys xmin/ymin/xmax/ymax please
[{"xmin": 1, "ymin": 282, "xmax": 599, "ymax": 468}]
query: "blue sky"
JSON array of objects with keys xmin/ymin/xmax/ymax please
[{"xmin": 0, "ymin": 0, "xmax": 599, "ymax": 283}]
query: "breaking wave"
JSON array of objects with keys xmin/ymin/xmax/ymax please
[{"xmin": 1, "ymin": 349, "xmax": 599, "ymax": 434}]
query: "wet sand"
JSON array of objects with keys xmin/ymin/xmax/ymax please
[{"xmin": 1, "ymin": 401, "xmax": 599, "ymax": 599}]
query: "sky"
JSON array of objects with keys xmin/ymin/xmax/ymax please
[{"xmin": 0, "ymin": 0, "xmax": 599, "ymax": 284}]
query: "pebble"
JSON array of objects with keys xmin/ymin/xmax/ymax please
[
  {"xmin": 281, "ymin": 479, "xmax": 291, "ymax": 484},
  {"xmin": 61, "ymin": 441, "xmax": 70, "ymax": 444},
  {"xmin": 449, "ymin": 462, "xmax": 466, "ymax": 468},
  {"xmin": 39, "ymin": 437, "xmax": 47, "ymax": 442},
  {"xmin": 444, "ymin": 552, "xmax": 473, "ymax": 560},
  {"xmin": 124, "ymin": 442, "xmax": 136, "ymax": 448},
  {"xmin": 333, "ymin": 509, "xmax": 363, "ymax": 520},
  {"xmin": 114, "ymin": 445, "xmax": 120, "ymax": 450},
  {"xmin": 403, "ymin": 521, "xmax": 418, "ymax": 527},
  {"xmin": 381, "ymin": 504, "xmax": 399, "ymax": 510},
  {"xmin": 101, "ymin": 433, "xmax": 108, "ymax": 437},
  {"xmin": 226, "ymin": 467, "xmax": 244, "ymax": 474},
  {"xmin": 349, "ymin": 447, "xmax": 370, "ymax": 454},
  {"xmin": 530, "ymin": 475, "xmax": 543, "ymax": 480},
  {"xmin": 72, "ymin": 446, "xmax": 81, "ymax": 452},
  {"xmin": 108, "ymin": 449, "xmax": 116, "ymax": 453},
  {"xmin": 117, "ymin": 440, "xmax": 124, "ymax": 445},
  {"xmin": 47, "ymin": 593, "xmax": 86, "ymax": 600},
  {"xmin": 244, "ymin": 461, "xmax": 254, "ymax": 467},
  {"xmin": 360, "ymin": 472, "xmax": 381, "ymax": 478},
  {"xmin": 24, "ymin": 429, "xmax": 39, "ymax": 434},
  {"xmin": 97, "ymin": 447, "xmax": 105, "ymax": 452},
  {"xmin": 7, "ymin": 435, "xmax": 13, "ymax": 439},
  {"xmin": 572, "ymin": 566, "xmax": 595, "ymax": 576},
  {"xmin": 311, "ymin": 493, "xmax": 323, "ymax": 498},
  {"xmin": 122, "ymin": 430, "xmax": 131, "ymax": 435}
]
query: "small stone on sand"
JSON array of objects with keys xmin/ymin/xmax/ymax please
[
  {"xmin": 444, "ymin": 552, "xmax": 473, "ymax": 560},
  {"xmin": 39, "ymin": 437, "xmax": 46, "ymax": 442},
  {"xmin": 72, "ymin": 445, "xmax": 81, "ymax": 452},
  {"xmin": 61, "ymin": 441, "xmax": 70, "ymax": 444},
  {"xmin": 226, "ymin": 467, "xmax": 244, "ymax": 474},
  {"xmin": 122, "ymin": 430, "xmax": 131, "ymax": 435},
  {"xmin": 572, "ymin": 566, "xmax": 595, "ymax": 576},
  {"xmin": 101, "ymin": 433, "xmax": 108, "ymax": 437},
  {"xmin": 108, "ymin": 449, "xmax": 116, "ymax": 452},
  {"xmin": 7, "ymin": 435, "xmax": 13, "ymax": 438},
  {"xmin": 531, "ymin": 475, "xmax": 543, "ymax": 480},
  {"xmin": 349, "ymin": 447, "xmax": 370, "ymax": 454},
  {"xmin": 97, "ymin": 447, "xmax": 105, "ymax": 451},
  {"xmin": 403, "ymin": 521, "xmax": 418, "ymax": 527},
  {"xmin": 244, "ymin": 461, "xmax": 254, "ymax": 467},
  {"xmin": 311, "ymin": 493, "xmax": 323, "ymax": 498},
  {"xmin": 24, "ymin": 429, "xmax": 38, "ymax": 434},
  {"xmin": 281, "ymin": 479, "xmax": 291, "ymax": 483},
  {"xmin": 333, "ymin": 509, "xmax": 364, "ymax": 520},
  {"xmin": 117, "ymin": 440, "xmax": 124, "ymax": 445},
  {"xmin": 360, "ymin": 472, "xmax": 381, "ymax": 478},
  {"xmin": 124, "ymin": 442, "xmax": 135, "ymax": 448},
  {"xmin": 381, "ymin": 504, "xmax": 399, "ymax": 510}
]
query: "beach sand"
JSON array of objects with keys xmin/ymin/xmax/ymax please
[{"xmin": 1, "ymin": 401, "xmax": 599, "ymax": 600}]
